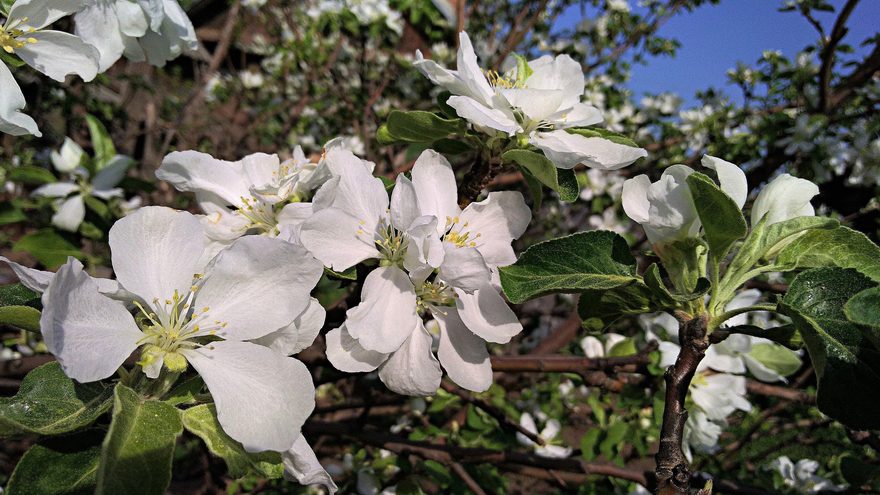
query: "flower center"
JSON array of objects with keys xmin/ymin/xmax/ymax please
[
  {"xmin": 416, "ymin": 279, "xmax": 455, "ymax": 310},
  {"xmin": 134, "ymin": 277, "xmax": 228, "ymax": 372},
  {"xmin": 238, "ymin": 196, "xmax": 279, "ymax": 234},
  {"xmin": 484, "ymin": 69, "xmax": 522, "ymax": 89},
  {"xmin": 443, "ymin": 216, "xmax": 480, "ymax": 248},
  {"xmin": 0, "ymin": 18, "xmax": 37, "ymax": 54},
  {"xmin": 372, "ymin": 218, "xmax": 408, "ymax": 265}
]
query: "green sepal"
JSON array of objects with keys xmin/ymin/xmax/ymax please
[{"xmin": 502, "ymin": 149, "xmax": 579, "ymax": 202}]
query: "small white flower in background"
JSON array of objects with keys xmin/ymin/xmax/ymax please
[
  {"xmin": 579, "ymin": 168, "xmax": 624, "ymax": 202},
  {"xmin": 580, "ymin": 333, "xmax": 627, "ymax": 358},
  {"xmin": 607, "ymin": 0, "xmax": 631, "ymax": 12},
  {"xmin": 1, "ymin": 0, "xmax": 101, "ymax": 137},
  {"xmin": 241, "ymin": 0, "xmax": 267, "ymax": 9},
  {"xmin": 413, "ymin": 32, "xmax": 646, "ymax": 170},
  {"xmin": 305, "ymin": 149, "xmax": 530, "ymax": 395},
  {"xmin": 239, "ymin": 69, "xmax": 264, "ymax": 89},
  {"xmin": 74, "ymin": 0, "xmax": 198, "ymax": 70},
  {"xmin": 516, "ymin": 412, "xmax": 573, "ymax": 458},
  {"xmin": 37, "ymin": 207, "xmax": 324, "ymax": 454},
  {"xmin": 622, "ymin": 155, "xmax": 747, "ymax": 246},
  {"xmin": 32, "ymin": 145, "xmax": 134, "ymax": 232},
  {"xmin": 768, "ymin": 456, "xmax": 846, "ymax": 494}
]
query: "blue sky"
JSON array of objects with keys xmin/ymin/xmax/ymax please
[{"xmin": 556, "ymin": 0, "xmax": 880, "ymax": 105}]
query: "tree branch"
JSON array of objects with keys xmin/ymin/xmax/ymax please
[
  {"xmin": 818, "ymin": 0, "xmax": 860, "ymax": 112},
  {"xmin": 654, "ymin": 314, "xmax": 709, "ymax": 495}
]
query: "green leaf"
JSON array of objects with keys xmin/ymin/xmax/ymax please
[
  {"xmin": 520, "ymin": 166, "xmax": 544, "ymax": 210},
  {"xmin": 376, "ymin": 124, "xmax": 396, "ymax": 145},
  {"xmin": 840, "ymin": 454, "xmax": 880, "ymax": 487},
  {"xmin": 6, "ymin": 430, "xmax": 103, "ymax": 495},
  {"xmin": 96, "ymin": 384, "xmax": 183, "ymax": 495},
  {"xmin": 502, "ymin": 149, "xmax": 579, "ymax": 202},
  {"xmin": 566, "ymin": 127, "xmax": 640, "ymax": 148},
  {"xmin": 845, "ymin": 286, "xmax": 880, "ymax": 328},
  {"xmin": 85, "ymin": 115, "xmax": 116, "ymax": 170},
  {"xmin": 513, "ymin": 53, "xmax": 533, "ymax": 83},
  {"xmin": 578, "ymin": 282, "xmax": 657, "ymax": 332},
  {"xmin": 324, "ymin": 265, "xmax": 357, "ymax": 281},
  {"xmin": 0, "ymin": 283, "xmax": 40, "ymax": 307},
  {"xmin": 773, "ymin": 226, "xmax": 880, "ymax": 282},
  {"xmin": 384, "ymin": 110, "xmax": 465, "ymax": 143},
  {"xmin": 117, "ymin": 177, "xmax": 156, "ymax": 193},
  {"xmin": 9, "ymin": 166, "xmax": 56, "ymax": 185},
  {"xmin": 12, "ymin": 230, "xmax": 85, "ymax": 269},
  {"xmin": 0, "ymin": 305, "xmax": 40, "ymax": 332},
  {"xmin": 686, "ymin": 172, "xmax": 747, "ymax": 260},
  {"xmin": 643, "ymin": 263, "xmax": 710, "ymax": 305},
  {"xmin": 748, "ymin": 343, "xmax": 802, "ymax": 377},
  {"xmin": 0, "ymin": 362, "xmax": 114, "ymax": 437},
  {"xmin": 0, "ymin": 201, "xmax": 26, "ymax": 225},
  {"xmin": 435, "ymin": 91, "xmax": 458, "ymax": 120},
  {"xmin": 163, "ymin": 375, "xmax": 204, "ymax": 406},
  {"xmin": 180, "ymin": 404, "xmax": 283, "ymax": 479},
  {"xmin": 431, "ymin": 138, "xmax": 472, "ymax": 155},
  {"xmin": 499, "ymin": 231, "xmax": 640, "ymax": 304},
  {"xmin": 725, "ymin": 324, "xmax": 802, "ymax": 350},
  {"xmin": 82, "ymin": 195, "xmax": 110, "ymax": 220},
  {"xmin": 0, "ymin": 49, "xmax": 26, "ymax": 68},
  {"xmin": 778, "ymin": 268, "xmax": 880, "ymax": 429}
]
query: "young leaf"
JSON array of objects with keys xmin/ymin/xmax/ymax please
[
  {"xmin": 385, "ymin": 110, "xmax": 465, "ymax": 143},
  {"xmin": 748, "ymin": 343, "xmax": 802, "ymax": 377},
  {"xmin": 163, "ymin": 375, "xmax": 205, "ymax": 406},
  {"xmin": 0, "ymin": 283, "xmax": 40, "ymax": 307},
  {"xmin": 96, "ymin": 384, "xmax": 183, "ymax": 495},
  {"xmin": 12, "ymin": 230, "xmax": 85, "ymax": 269},
  {"xmin": 6, "ymin": 430, "xmax": 103, "ymax": 495},
  {"xmin": 566, "ymin": 127, "xmax": 640, "ymax": 148},
  {"xmin": 845, "ymin": 286, "xmax": 880, "ymax": 329},
  {"xmin": 180, "ymin": 404, "xmax": 284, "ymax": 479},
  {"xmin": 778, "ymin": 268, "xmax": 880, "ymax": 429},
  {"xmin": 773, "ymin": 226, "xmax": 880, "ymax": 282},
  {"xmin": 520, "ymin": 166, "xmax": 544, "ymax": 211},
  {"xmin": 0, "ymin": 305, "xmax": 40, "ymax": 332},
  {"xmin": 85, "ymin": 115, "xmax": 117, "ymax": 171},
  {"xmin": 578, "ymin": 283, "xmax": 656, "ymax": 332},
  {"xmin": 0, "ymin": 201, "xmax": 26, "ymax": 225},
  {"xmin": 499, "ymin": 231, "xmax": 641, "ymax": 304},
  {"xmin": 8, "ymin": 165, "xmax": 56, "ymax": 185},
  {"xmin": 686, "ymin": 172, "xmax": 747, "ymax": 260},
  {"xmin": 0, "ymin": 362, "xmax": 114, "ymax": 437},
  {"xmin": 725, "ymin": 324, "xmax": 803, "ymax": 350},
  {"xmin": 643, "ymin": 263, "xmax": 710, "ymax": 305},
  {"xmin": 502, "ymin": 149, "xmax": 579, "ymax": 202}
]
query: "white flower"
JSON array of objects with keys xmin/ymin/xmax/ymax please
[
  {"xmin": 768, "ymin": 456, "xmax": 846, "ymax": 494},
  {"xmin": 239, "ymin": 69, "xmax": 264, "ymax": 89},
  {"xmin": 413, "ymin": 32, "xmax": 646, "ymax": 170},
  {"xmin": 516, "ymin": 412, "xmax": 573, "ymax": 458},
  {"xmin": 304, "ymin": 150, "xmax": 531, "ymax": 394},
  {"xmin": 751, "ymin": 173, "xmax": 819, "ymax": 227},
  {"xmin": 1, "ymin": 0, "xmax": 101, "ymax": 137},
  {"xmin": 282, "ymin": 435, "xmax": 338, "ymax": 494},
  {"xmin": 579, "ymin": 333, "xmax": 627, "ymax": 358},
  {"xmin": 32, "ymin": 154, "xmax": 133, "ymax": 231},
  {"xmin": 74, "ymin": 0, "xmax": 197, "ymax": 70},
  {"xmin": 39, "ymin": 206, "xmax": 324, "ymax": 453},
  {"xmin": 622, "ymin": 155, "xmax": 747, "ymax": 245},
  {"xmin": 50, "ymin": 137, "xmax": 85, "ymax": 173}
]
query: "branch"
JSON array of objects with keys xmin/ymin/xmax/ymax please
[
  {"xmin": 654, "ymin": 314, "xmax": 709, "ymax": 495},
  {"xmin": 457, "ymin": 153, "xmax": 503, "ymax": 207},
  {"xmin": 440, "ymin": 381, "xmax": 546, "ymax": 446},
  {"xmin": 490, "ymin": 344, "xmax": 655, "ymax": 374},
  {"xmin": 818, "ymin": 0, "xmax": 860, "ymax": 111},
  {"xmin": 745, "ymin": 380, "xmax": 814, "ymax": 403}
]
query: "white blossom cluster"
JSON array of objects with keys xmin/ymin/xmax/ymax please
[{"xmin": 1, "ymin": 0, "xmax": 197, "ymax": 136}]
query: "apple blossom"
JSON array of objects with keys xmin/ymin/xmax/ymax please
[
  {"xmin": 751, "ymin": 173, "xmax": 820, "ymax": 227},
  {"xmin": 413, "ymin": 31, "xmax": 646, "ymax": 170},
  {"xmin": 516, "ymin": 412, "xmax": 573, "ymax": 458},
  {"xmin": 1, "ymin": 0, "xmax": 100, "ymax": 136},
  {"xmin": 38, "ymin": 206, "xmax": 324, "ymax": 453},
  {"xmin": 621, "ymin": 155, "xmax": 747, "ymax": 245},
  {"xmin": 768, "ymin": 456, "xmax": 846, "ymax": 494},
  {"xmin": 303, "ymin": 149, "xmax": 530, "ymax": 394}
]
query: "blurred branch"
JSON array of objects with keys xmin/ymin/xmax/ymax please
[
  {"xmin": 745, "ymin": 380, "xmax": 814, "ymax": 403},
  {"xmin": 818, "ymin": 0, "xmax": 860, "ymax": 112},
  {"xmin": 441, "ymin": 381, "xmax": 546, "ymax": 446}
]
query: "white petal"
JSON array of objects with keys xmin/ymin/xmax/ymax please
[
  {"xmin": 435, "ymin": 308, "xmax": 492, "ymax": 392},
  {"xmin": 157, "ymin": 151, "xmax": 252, "ymax": 207},
  {"xmin": 52, "ymin": 194, "xmax": 85, "ymax": 232},
  {"xmin": 750, "ymin": 174, "xmax": 819, "ymax": 226},
  {"xmin": 109, "ymin": 206, "xmax": 206, "ymax": 305},
  {"xmin": 115, "ymin": 0, "xmax": 150, "ymax": 36},
  {"xmin": 51, "ymin": 137, "xmax": 85, "ymax": 173},
  {"xmin": 73, "ymin": 4, "xmax": 125, "ymax": 71},
  {"xmin": 403, "ymin": 216, "xmax": 444, "ymax": 282},
  {"xmin": 742, "ymin": 354, "xmax": 785, "ymax": 383},
  {"xmin": 529, "ymin": 130, "xmax": 647, "ymax": 170},
  {"xmin": 410, "ymin": 150, "xmax": 460, "ymax": 226},
  {"xmin": 378, "ymin": 321, "xmax": 442, "ymax": 396},
  {"xmin": 455, "ymin": 32, "xmax": 494, "ymax": 105},
  {"xmin": 0, "ymin": 62, "xmax": 40, "ymax": 137},
  {"xmin": 621, "ymin": 175, "xmax": 651, "ymax": 224},
  {"xmin": 701, "ymin": 155, "xmax": 747, "ymax": 209},
  {"xmin": 282, "ymin": 435, "xmax": 338, "ymax": 494},
  {"xmin": 40, "ymin": 258, "xmax": 142, "ymax": 382},
  {"xmin": 517, "ymin": 413, "xmax": 538, "ymax": 446},
  {"xmin": 299, "ymin": 208, "xmax": 380, "ymax": 271},
  {"xmin": 501, "ymin": 88, "xmax": 565, "ymax": 124},
  {"xmin": 277, "ymin": 202, "xmax": 313, "ymax": 229},
  {"xmin": 454, "ymin": 286, "xmax": 522, "ymax": 344},
  {"xmin": 183, "ymin": 341, "xmax": 315, "ymax": 452},
  {"xmin": 547, "ymin": 102, "xmax": 604, "ymax": 128},
  {"xmin": 447, "ymin": 96, "xmax": 519, "ymax": 136},
  {"xmin": 524, "ymin": 53, "xmax": 585, "ymax": 110},
  {"xmin": 390, "ymin": 174, "xmax": 419, "ymax": 231},
  {"xmin": 9, "ymin": 0, "xmax": 84, "ymax": 29},
  {"xmin": 580, "ymin": 336, "xmax": 605, "ymax": 358},
  {"xmin": 16, "ymin": 31, "xmax": 99, "ymax": 82},
  {"xmin": 32, "ymin": 182, "xmax": 80, "ymax": 198},
  {"xmin": 458, "ymin": 191, "xmax": 531, "ymax": 268},
  {"xmin": 319, "ymin": 156, "xmax": 388, "ymax": 230},
  {"xmin": 439, "ymin": 247, "xmax": 491, "ymax": 291},
  {"xmin": 251, "ymin": 298, "xmax": 326, "ymax": 356},
  {"xmin": 412, "ymin": 51, "xmax": 471, "ymax": 97},
  {"xmin": 325, "ymin": 325, "xmax": 387, "ymax": 373},
  {"xmin": 196, "ymin": 236, "xmax": 322, "ymax": 341},
  {"xmin": 346, "ymin": 266, "xmax": 419, "ymax": 354}
]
